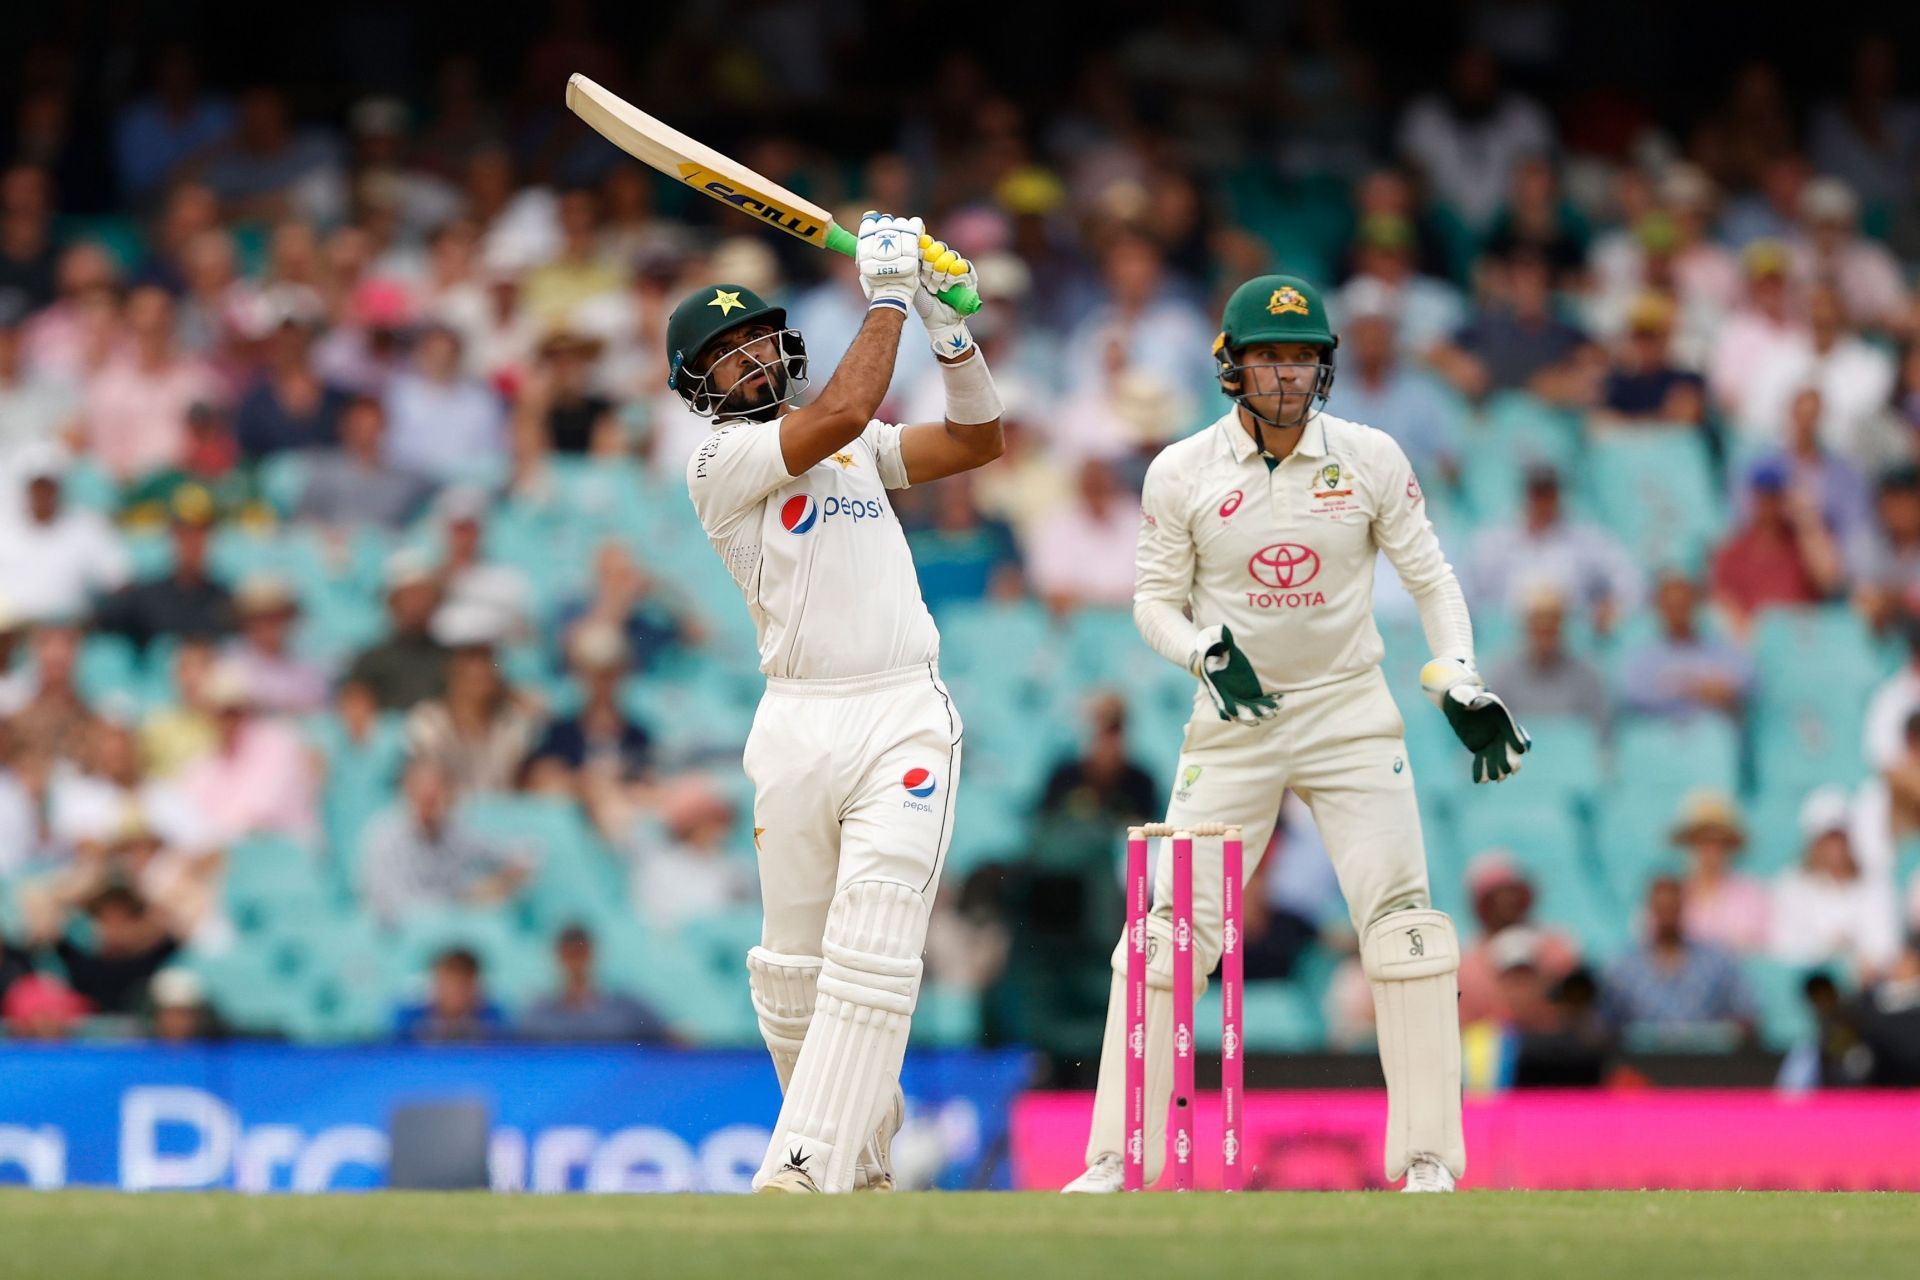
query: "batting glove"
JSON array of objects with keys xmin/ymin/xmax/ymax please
[
  {"xmin": 856, "ymin": 212, "xmax": 922, "ymax": 313},
  {"xmin": 1192, "ymin": 624, "xmax": 1278, "ymax": 725},
  {"xmin": 1421, "ymin": 658, "xmax": 1531, "ymax": 784},
  {"xmin": 913, "ymin": 232, "xmax": 978, "ymax": 358}
]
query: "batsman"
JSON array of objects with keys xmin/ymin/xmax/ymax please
[
  {"xmin": 673, "ymin": 214, "xmax": 1002, "ymax": 1192},
  {"xmin": 1064, "ymin": 275, "xmax": 1531, "ymax": 1194}
]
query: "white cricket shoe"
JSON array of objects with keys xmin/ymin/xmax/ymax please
[
  {"xmin": 757, "ymin": 1148, "xmax": 822, "ymax": 1194},
  {"xmin": 1061, "ymin": 1152, "xmax": 1127, "ymax": 1194},
  {"xmin": 854, "ymin": 1085, "xmax": 904, "ymax": 1192},
  {"xmin": 1401, "ymin": 1155, "xmax": 1456, "ymax": 1193}
]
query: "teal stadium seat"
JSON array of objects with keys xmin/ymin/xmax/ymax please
[
  {"xmin": 1196, "ymin": 979, "xmax": 1324, "ymax": 1053},
  {"xmin": 1583, "ymin": 432, "xmax": 1723, "ymax": 575},
  {"xmin": 1750, "ymin": 607, "xmax": 1882, "ymax": 796},
  {"xmin": 910, "ymin": 982, "xmax": 982, "ymax": 1046},
  {"xmin": 224, "ymin": 834, "xmax": 332, "ymax": 936}
]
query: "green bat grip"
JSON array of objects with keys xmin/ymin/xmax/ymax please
[{"xmin": 825, "ymin": 223, "xmax": 981, "ymax": 315}]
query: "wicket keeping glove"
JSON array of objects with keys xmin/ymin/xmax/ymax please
[
  {"xmin": 1421, "ymin": 658, "xmax": 1531, "ymax": 784},
  {"xmin": 856, "ymin": 212, "xmax": 923, "ymax": 312},
  {"xmin": 913, "ymin": 232, "xmax": 978, "ymax": 358},
  {"xmin": 1191, "ymin": 624, "xmax": 1278, "ymax": 725}
]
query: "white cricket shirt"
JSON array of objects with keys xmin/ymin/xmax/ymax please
[
  {"xmin": 687, "ymin": 415, "xmax": 939, "ymax": 680},
  {"xmin": 1134, "ymin": 408, "xmax": 1473, "ymax": 693}
]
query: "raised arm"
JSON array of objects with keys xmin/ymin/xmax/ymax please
[
  {"xmin": 778, "ymin": 213, "xmax": 921, "ymax": 475},
  {"xmin": 895, "ymin": 237, "xmax": 1005, "ymax": 484}
]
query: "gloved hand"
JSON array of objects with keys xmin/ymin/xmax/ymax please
[
  {"xmin": 856, "ymin": 212, "xmax": 922, "ymax": 312},
  {"xmin": 913, "ymin": 232, "xmax": 978, "ymax": 358},
  {"xmin": 1191, "ymin": 624, "xmax": 1278, "ymax": 724},
  {"xmin": 1421, "ymin": 658, "xmax": 1531, "ymax": 784}
]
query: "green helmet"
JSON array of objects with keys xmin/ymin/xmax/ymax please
[
  {"xmin": 664, "ymin": 282, "xmax": 808, "ymax": 420},
  {"xmin": 1213, "ymin": 273, "xmax": 1339, "ymax": 429}
]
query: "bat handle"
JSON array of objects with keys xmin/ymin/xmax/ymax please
[{"xmin": 826, "ymin": 223, "xmax": 982, "ymax": 315}]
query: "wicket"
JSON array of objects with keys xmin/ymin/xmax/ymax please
[{"xmin": 1124, "ymin": 822, "xmax": 1245, "ymax": 1192}]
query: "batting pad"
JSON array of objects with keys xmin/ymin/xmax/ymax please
[
  {"xmin": 746, "ymin": 947, "xmax": 821, "ymax": 1092},
  {"xmin": 756, "ymin": 880, "xmax": 928, "ymax": 1193},
  {"xmin": 1362, "ymin": 909, "xmax": 1466, "ymax": 1180}
]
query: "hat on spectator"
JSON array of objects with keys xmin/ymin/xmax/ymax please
[
  {"xmin": 351, "ymin": 278, "xmax": 415, "ymax": 331},
  {"xmin": 1488, "ymin": 925, "xmax": 1546, "ymax": 973},
  {"xmin": 1467, "ymin": 851, "xmax": 1532, "ymax": 904},
  {"xmin": 1659, "ymin": 164, "xmax": 1716, "ymax": 211},
  {"xmin": 435, "ymin": 484, "xmax": 490, "ymax": 525},
  {"xmin": 350, "ymin": 95, "xmax": 409, "ymax": 137},
  {"xmin": 709, "ymin": 237, "xmax": 781, "ymax": 298},
  {"xmin": 536, "ymin": 326, "xmax": 607, "ymax": 361},
  {"xmin": 1747, "ymin": 457, "xmax": 1790, "ymax": 494},
  {"xmin": 568, "ymin": 621, "xmax": 629, "ymax": 672},
  {"xmin": 1669, "ymin": 790, "xmax": 1746, "ymax": 848},
  {"xmin": 1799, "ymin": 177, "xmax": 1859, "ymax": 226},
  {"xmin": 0, "ymin": 594, "xmax": 20, "ymax": 635},
  {"xmin": 1518, "ymin": 581, "xmax": 1566, "ymax": 617},
  {"xmin": 1634, "ymin": 213, "xmax": 1680, "ymax": 255},
  {"xmin": 15, "ymin": 440, "xmax": 66, "ymax": 483},
  {"xmin": 1627, "ymin": 291, "xmax": 1677, "ymax": 334},
  {"xmin": 150, "ymin": 968, "xmax": 206, "ymax": 1010},
  {"xmin": 995, "ymin": 166, "xmax": 1066, "ymax": 217},
  {"xmin": 1355, "ymin": 213, "xmax": 1415, "ymax": 252},
  {"xmin": 1342, "ymin": 277, "xmax": 1399, "ymax": 324},
  {"xmin": 235, "ymin": 575, "xmax": 300, "ymax": 618},
  {"xmin": 431, "ymin": 599, "xmax": 505, "ymax": 649},
  {"xmin": 170, "ymin": 484, "xmax": 218, "ymax": 528},
  {"xmin": 1742, "ymin": 239, "xmax": 1789, "ymax": 279},
  {"xmin": 1876, "ymin": 464, "xmax": 1920, "ymax": 495},
  {"xmin": 384, "ymin": 549, "xmax": 438, "ymax": 593},
  {"xmin": 204, "ymin": 663, "xmax": 254, "ymax": 711},
  {"xmin": 2, "ymin": 973, "xmax": 92, "ymax": 1033},
  {"xmin": 1797, "ymin": 787, "xmax": 1852, "ymax": 842},
  {"xmin": 1522, "ymin": 461, "xmax": 1561, "ymax": 492},
  {"xmin": 974, "ymin": 252, "xmax": 1032, "ymax": 304}
]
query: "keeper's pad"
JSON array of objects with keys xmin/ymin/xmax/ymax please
[
  {"xmin": 1362, "ymin": 909, "xmax": 1466, "ymax": 1180},
  {"xmin": 755, "ymin": 880, "xmax": 928, "ymax": 1193}
]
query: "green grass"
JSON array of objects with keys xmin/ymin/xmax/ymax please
[{"xmin": 2, "ymin": 1190, "xmax": 1913, "ymax": 1279}]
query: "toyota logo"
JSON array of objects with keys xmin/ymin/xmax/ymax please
[{"xmin": 1248, "ymin": 543, "xmax": 1321, "ymax": 589}]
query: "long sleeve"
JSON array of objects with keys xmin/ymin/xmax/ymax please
[
  {"xmin": 1132, "ymin": 449, "xmax": 1200, "ymax": 673},
  {"xmin": 1371, "ymin": 437, "xmax": 1475, "ymax": 665}
]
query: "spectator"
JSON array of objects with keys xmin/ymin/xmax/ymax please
[
  {"xmin": 1788, "ymin": 177, "xmax": 1909, "ymax": 335},
  {"xmin": 0, "ymin": 445, "xmax": 130, "ymax": 624},
  {"xmin": 1855, "ymin": 708, "xmax": 1920, "ymax": 894},
  {"xmin": 383, "ymin": 323, "xmax": 507, "ymax": 484},
  {"xmin": 1485, "ymin": 585, "xmax": 1610, "ymax": 731},
  {"xmin": 1061, "ymin": 232, "xmax": 1213, "ymax": 409},
  {"xmin": 1850, "ymin": 467, "xmax": 1920, "ymax": 631},
  {"xmin": 555, "ymin": 541, "xmax": 701, "ymax": 674},
  {"xmin": 0, "ymin": 300, "xmax": 78, "ymax": 451},
  {"xmin": 147, "ymin": 966, "xmax": 223, "ymax": 1043},
  {"xmin": 1668, "ymin": 791, "xmax": 1771, "ymax": 955},
  {"xmin": 1742, "ymin": 388, "xmax": 1872, "ymax": 548},
  {"xmin": 1036, "ymin": 691, "xmax": 1159, "ymax": 832},
  {"xmin": 198, "ymin": 86, "xmax": 345, "ymax": 225},
  {"xmin": 111, "ymin": 44, "xmax": 234, "ymax": 206},
  {"xmin": 523, "ymin": 622, "xmax": 653, "ymax": 795},
  {"xmin": 93, "ymin": 489, "xmax": 235, "ymax": 652},
  {"xmin": 0, "ymin": 167, "xmax": 59, "ymax": 315},
  {"xmin": 359, "ymin": 757, "xmax": 529, "ymax": 926},
  {"xmin": 1601, "ymin": 876, "xmax": 1757, "ymax": 1041},
  {"xmin": 1769, "ymin": 788, "xmax": 1900, "ymax": 976},
  {"xmin": 1323, "ymin": 279, "xmax": 1460, "ymax": 486},
  {"xmin": 294, "ymin": 394, "xmax": 432, "ymax": 531},
  {"xmin": 80, "ymin": 284, "xmax": 220, "ymax": 483},
  {"xmin": 232, "ymin": 300, "xmax": 347, "ymax": 458},
  {"xmin": 516, "ymin": 924, "xmax": 670, "ymax": 1043},
  {"xmin": 346, "ymin": 552, "xmax": 449, "ymax": 711},
  {"xmin": 1432, "ymin": 248, "xmax": 1599, "ymax": 404},
  {"xmin": 1331, "ymin": 214, "xmax": 1465, "ymax": 361},
  {"xmin": 392, "ymin": 946, "xmax": 508, "ymax": 1043},
  {"xmin": 0, "ymin": 744, "xmax": 62, "ymax": 877},
  {"xmin": 138, "ymin": 636, "xmax": 219, "ymax": 778},
  {"xmin": 1456, "ymin": 853, "xmax": 1579, "ymax": 1026},
  {"xmin": 41, "ymin": 884, "xmax": 180, "ymax": 1015},
  {"xmin": 1023, "ymin": 458, "xmax": 1139, "ymax": 612},
  {"xmin": 1616, "ymin": 570, "xmax": 1752, "ymax": 724},
  {"xmin": 1395, "ymin": 45, "xmax": 1553, "ymax": 235},
  {"xmin": 904, "ymin": 472, "xmax": 1024, "ymax": 610},
  {"xmin": 175, "ymin": 663, "xmax": 319, "ymax": 846},
  {"xmin": 1653, "ymin": 166, "xmax": 1742, "ymax": 322},
  {"xmin": 22, "ymin": 243, "xmax": 119, "ymax": 387},
  {"xmin": 1840, "ymin": 934, "xmax": 1920, "ymax": 1086},
  {"xmin": 519, "ymin": 328, "xmax": 616, "ymax": 455},
  {"xmin": 1809, "ymin": 36, "xmax": 1920, "ymax": 222},
  {"xmin": 1, "ymin": 973, "xmax": 91, "ymax": 1040},
  {"xmin": 1468, "ymin": 464, "xmax": 1641, "ymax": 633},
  {"xmin": 405, "ymin": 604, "xmax": 543, "ymax": 795},
  {"xmin": 1485, "ymin": 155, "xmax": 1588, "ymax": 282},
  {"xmin": 1741, "ymin": 282, "xmax": 1896, "ymax": 457},
  {"xmin": 221, "ymin": 576, "xmax": 327, "ymax": 716},
  {"xmin": 1709, "ymin": 459, "xmax": 1845, "ymax": 631},
  {"xmin": 592, "ymin": 774, "xmax": 753, "ymax": 934},
  {"xmin": 314, "ymin": 277, "xmax": 414, "ymax": 397},
  {"xmin": 522, "ymin": 187, "xmax": 624, "ymax": 324},
  {"xmin": 1593, "ymin": 293, "xmax": 1706, "ymax": 428},
  {"xmin": 3, "ymin": 621, "xmax": 99, "ymax": 764},
  {"xmin": 431, "ymin": 485, "xmax": 534, "ymax": 642},
  {"xmin": 1706, "ymin": 241, "xmax": 1805, "ymax": 423},
  {"xmin": 118, "ymin": 401, "xmax": 265, "ymax": 529}
]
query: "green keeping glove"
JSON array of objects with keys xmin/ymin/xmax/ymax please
[
  {"xmin": 1421, "ymin": 659, "xmax": 1532, "ymax": 784},
  {"xmin": 1191, "ymin": 624, "xmax": 1278, "ymax": 725}
]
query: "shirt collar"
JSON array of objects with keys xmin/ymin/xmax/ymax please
[{"xmin": 1218, "ymin": 409, "xmax": 1330, "ymax": 464}]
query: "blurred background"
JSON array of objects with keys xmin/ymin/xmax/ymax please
[{"xmin": 2, "ymin": 0, "xmax": 1920, "ymax": 1191}]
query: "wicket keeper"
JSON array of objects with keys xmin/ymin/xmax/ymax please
[
  {"xmin": 673, "ymin": 214, "xmax": 1003, "ymax": 1192},
  {"xmin": 1064, "ymin": 275, "xmax": 1531, "ymax": 1194}
]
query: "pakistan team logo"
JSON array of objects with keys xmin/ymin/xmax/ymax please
[{"xmin": 1176, "ymin": 765, "xmax": 1202, "ymax": 800}]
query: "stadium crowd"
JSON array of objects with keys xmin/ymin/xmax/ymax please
[{"xmin": 0, "ymin": 6, "xmax": 1919, "ymax": 1088}]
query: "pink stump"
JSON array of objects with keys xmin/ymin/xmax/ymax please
[
  {"xmin": 1171, "ymin": 832, "xmax": 1194, "ymax": 1191},
  {"xmin": 1124, "ymin": 831, "xmax": 1148, "ymax": 1191},
  {"xmin": 1221, "ymin": 833, "xmax": 1244, "ymax": 1191}
]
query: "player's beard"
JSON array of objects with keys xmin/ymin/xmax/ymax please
[{"xmin": 716, "ymin": 364, "xmax": 788, "ymax": 422}]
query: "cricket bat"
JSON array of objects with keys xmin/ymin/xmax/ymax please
[{"xmin": 566, "ymin": 74, "xmax": 981, "ymax": 315}]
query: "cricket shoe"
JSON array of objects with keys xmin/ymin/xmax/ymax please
[
  {"xmin": 1401, "ymin": 1155, "xmax": 1456, "ymax": 1193},
  {"xmin": 757, "ymin": 1149, "xmax": 822, "ymax": 1195},
  {"xmin": 1061, "ymin": 1152, "xmax": 1127, "ymax": 1194},
  {"xmin": 853, "ymin": 1085, "xmax": 904, "ymax": 1192}
]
